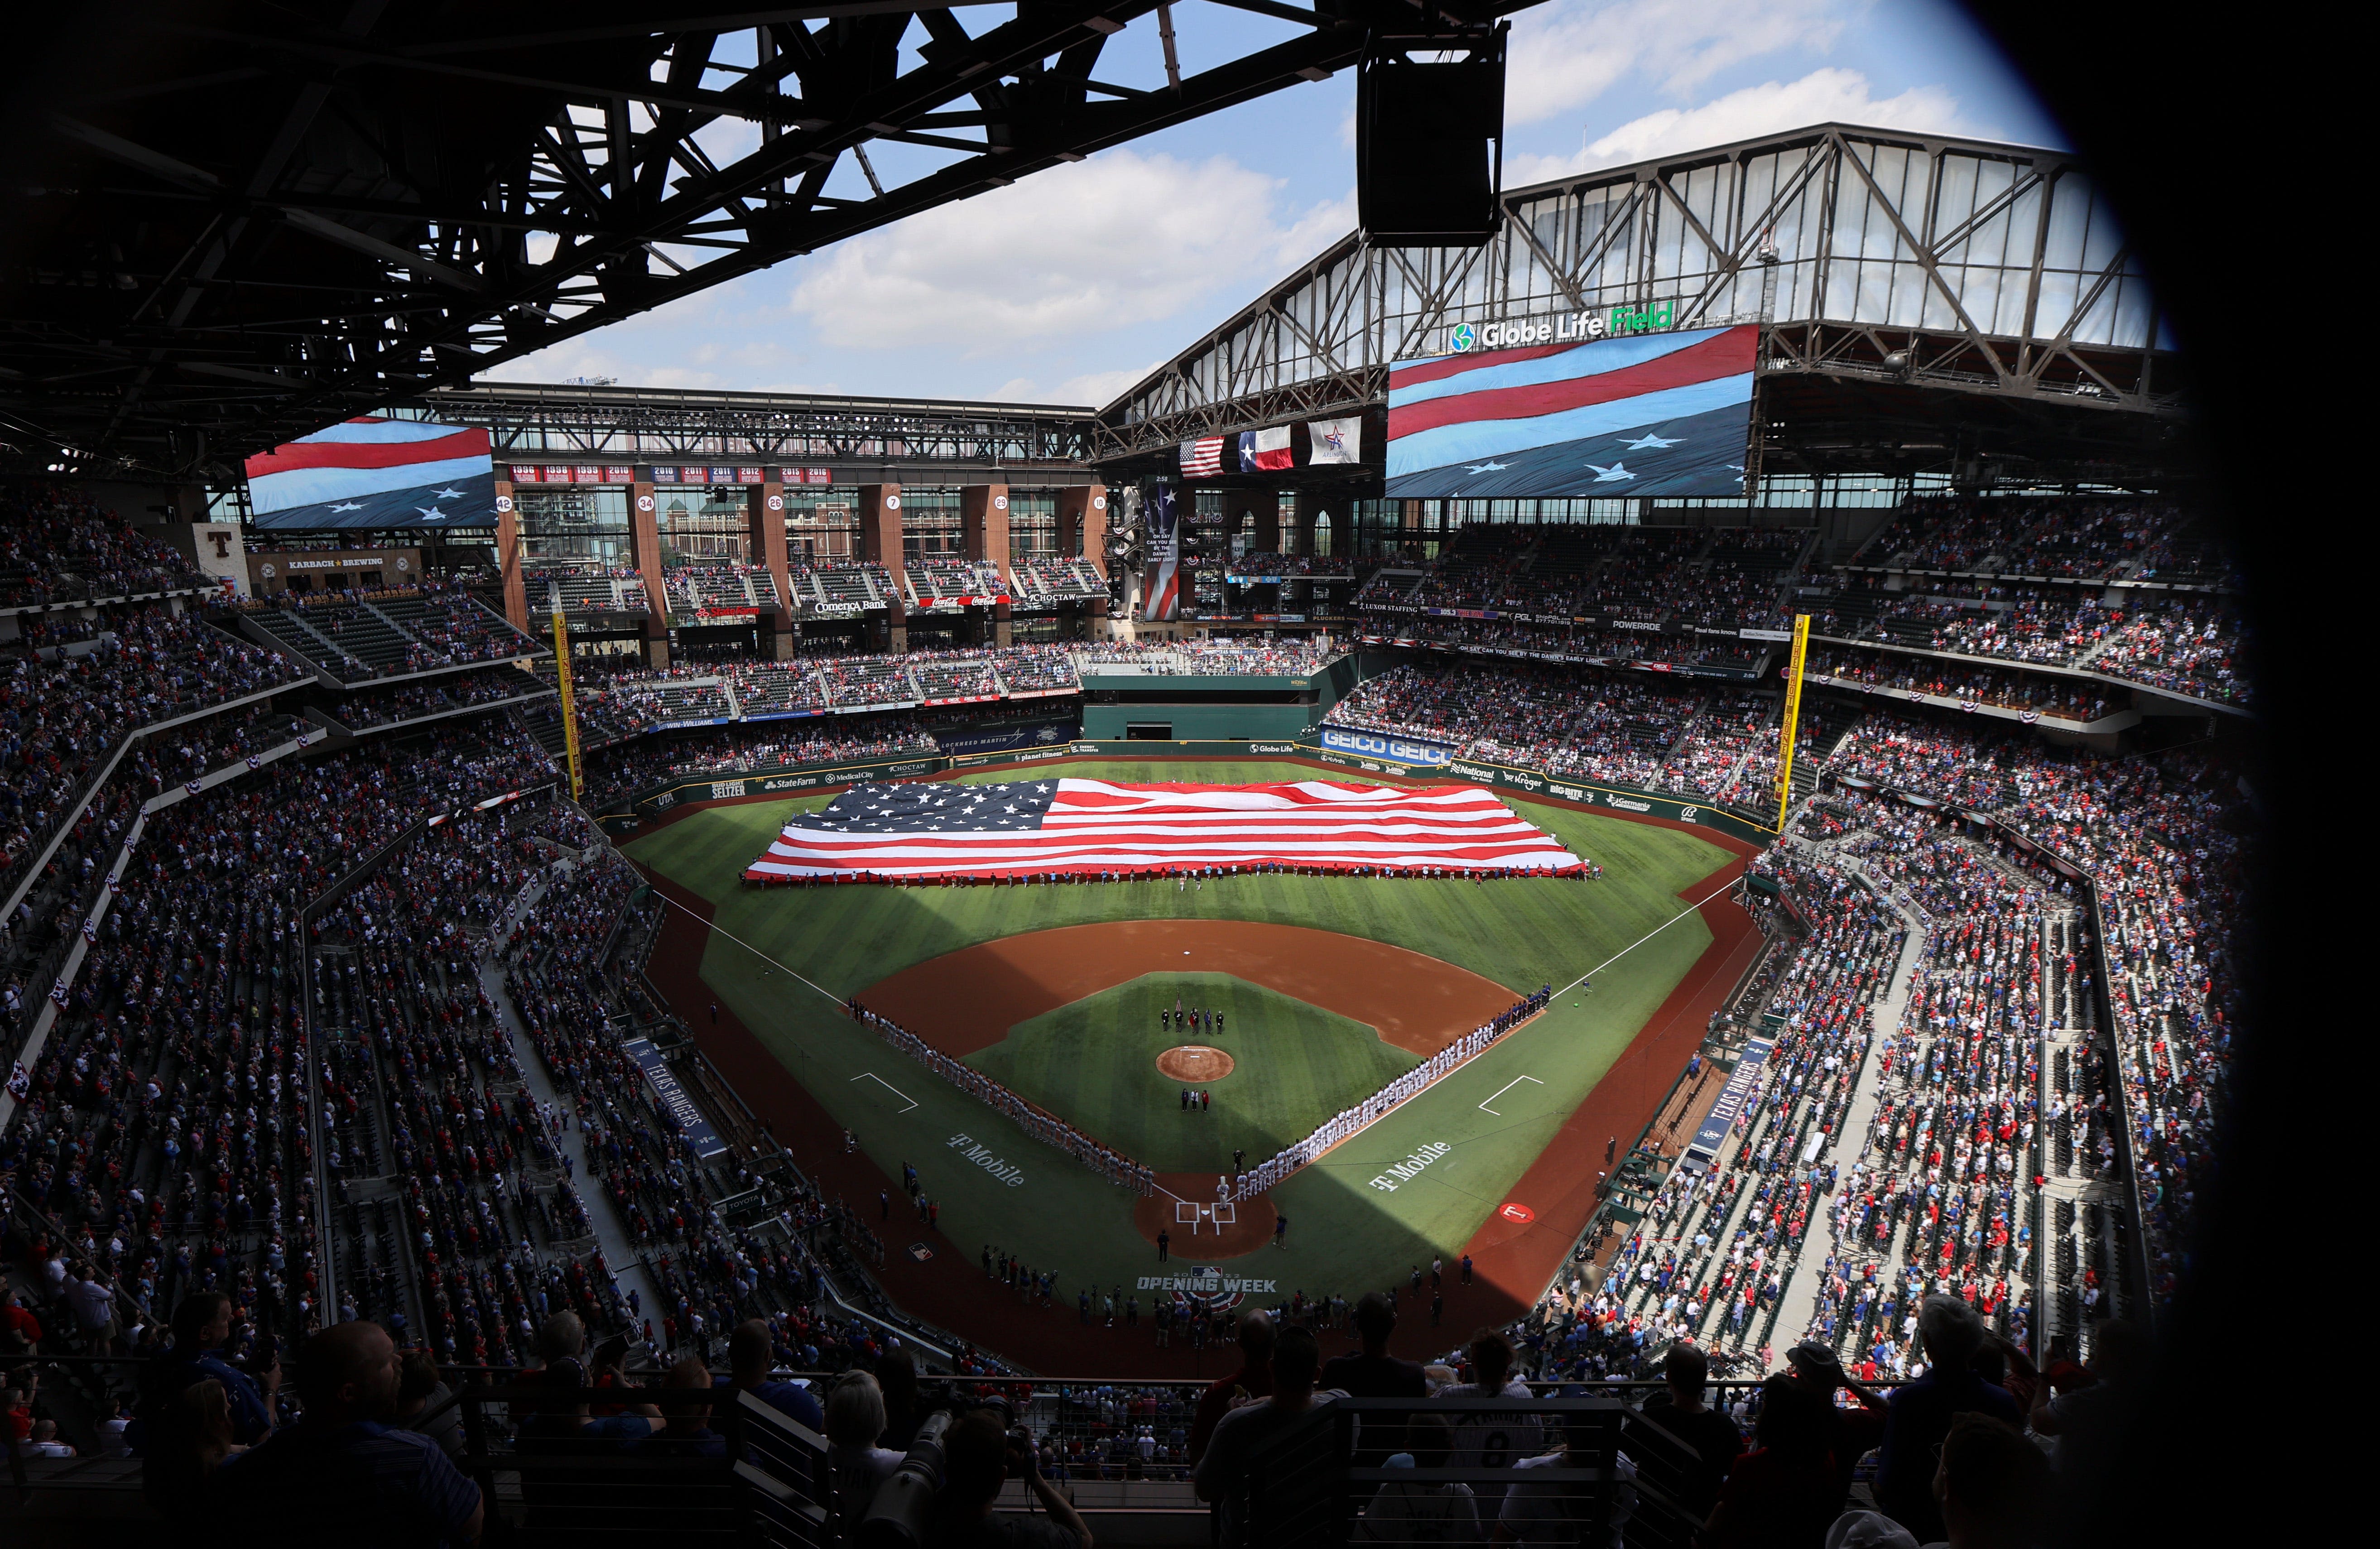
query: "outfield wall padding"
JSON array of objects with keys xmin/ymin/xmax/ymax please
[{"xmin": 618, "ymin": 734, "xmax": 1776, "ymax": 848}]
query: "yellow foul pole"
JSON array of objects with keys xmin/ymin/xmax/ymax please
[
  {"xmin": 1774, "ymin": 612, "xmax": 1810, "ymax": 832},
  {"xmin": 551, "ymin": 590, "xmax": 583, "ymax": 801}
]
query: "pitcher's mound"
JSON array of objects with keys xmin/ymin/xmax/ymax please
[{"xmin": 1156, "ymin": 1045, "xmax": 1235, "ymax": 1082}]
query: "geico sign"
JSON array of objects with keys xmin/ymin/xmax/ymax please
[{"xmin": 1319, "ymin": 727, "xmax": 1448, "ymax": 765}]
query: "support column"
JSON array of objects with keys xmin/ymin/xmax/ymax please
[
  {"xmin": 963, "ymin": 483, "xmax": 1013, "ymax": 646},
  {"xmin": 1056, "ymin": 485, "xmax": 1110, "ymax": 577},
  {"xmin": 961, "ymin": 483, "xmax": 1011, "ymax": 583},
  {"xmin": 858, "ymin": 482, "xmax": 906, "ymax": 653},
  {"xmin": 495, "ymin": 495, "xmax": 529, "ymax": 631},
  {"xmin": 1246, "ymin": 491, "xmax": 1280, "ymax": 558},
  {"xmin": 632, "ymin": 482, "xmax": 670, "ymax": 668},
  {"xmin": 750, "ymin": 483, "xmax": 796, "ymax": 660},
  {"xmin": 1292, "ymin": 498, "xmax": 1316, "ymax": 560}
]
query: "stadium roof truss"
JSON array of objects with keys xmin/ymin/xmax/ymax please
[
  {"xmin": 424, "ymin": 381, "xmax": 1099, "ymax": 471},
  {"xmin": 1094, "ymin": 124, "xmax": 2183, "ymax": 463},
  {"xmin": 0, "ymin": 0, "xmax": 1530, "ymax": 479}
]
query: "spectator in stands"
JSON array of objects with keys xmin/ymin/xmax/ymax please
[
  {"xmin": 1638, "ymin": 1342, "xmax": 1742, "ymax": 1520},
  {"xmin": 65, "ymin": 1260, "xmax": 118, "ymax": 1352},
  {"xmin": 1360, "ymin": 1411, "xmax": 1481, "ymax": 1544},
  {"xmin": 1325, "ymin": 1290, "xmax": 1429, "ymax": 1471},
  {"xmin": 137, "ymin": 1296, "xmax": 259, "ymax": 1518},
  {"xmin": 214, "ymin": 1319, "xmax": 485, "ymax": 1546},
  {"xmin": 825, "ymin": 1371, "xmax": 904, "ymax": 1539},
  {"xmin": 1441, "ymin": 1329, "xmax": 1539, "ymax": 1472},
  {"xmin": 173, "ymin": 1380, "xmax": 240, "ymax": 1477},
  {"xmin": 1188, "ymin": 1309, "xmax": 1274, "ymax": 1464},
  {"xmin": 931, "ymin": 1406, "xmax": 1094, "ymax": 1549},
  {"xmin": 1194, "ymin": 1323, "xmax": 1341, "ymax": 1549},
  {"xmin": 2028, "ymin": 1320, "xmax": 2146, "ymax": 1508},
  {"xmin": 1930, "ymin": 1413, "xmax": 2049, "ymax": 1549},
  {"xmin": 876, "ymin": 1345, "xmax": 927, "ymax": 1450},
  {"xmin": 394, "ymin": 1348, "xmax": 465, "ymax": 1460},
  {"xmin": 1325, "ymin": 1291, "xmax": 1429, "ymax": 1399},
  {"xmin": 726, "ymin": 1316, "xmax": 825, "ymax": 1431},
  {"xmin": 1873, "ymin": 1297, "xmax": 2020, "ymax": 1543},
  {"xmin": 648, "ymin": 1356, "xmax": 726, "ymax": 1456},
  {"xmin": 1694, "ymin": 1376, "xmax": 1837, "ymax": 1549},
  {"xmin": 1494, "ymin": 1408, "xmax": 1638, "ymax": 1549}
]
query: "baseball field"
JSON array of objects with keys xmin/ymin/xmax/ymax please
[{"xmin": 624, "ymin": 757, "xmax": 1755, "ymax": 1369}]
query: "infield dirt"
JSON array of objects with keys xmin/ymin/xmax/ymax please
[{"xmin": 856, "ymin": 919, "xmax": 1517, "ymax": 1060}]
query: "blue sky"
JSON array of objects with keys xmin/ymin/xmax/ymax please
[{"xmin": 482, "ymin": 0, "xmax": 2059, "ymax": 409}]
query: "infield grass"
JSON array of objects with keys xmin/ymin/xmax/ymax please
[
  {"xmin": 968, "ymin": 972, "xmax": 1418, "ymax": 1174},
  {"xmin": 625, "ymin": 759, "xmax": 1734, "ymax": 1310}
]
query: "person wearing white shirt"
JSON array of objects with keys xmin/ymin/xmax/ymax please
[
  {"xmin": 1442, "ymin": 1331, "xmax": 1543, "ymax": 1480},
  {"xmin": 1491, "ymin": 1417, "xmax": 1635, "ymax": 1548}
]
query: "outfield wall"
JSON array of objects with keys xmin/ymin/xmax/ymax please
[{"xmin": 617, "ymin": 734, "xmax": 1776, "ymax": 847}]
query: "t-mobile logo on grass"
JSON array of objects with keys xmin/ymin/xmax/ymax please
[
  {"xmin": 1368, "ymin": 1141, "xmax": 1452, "ymax": 1192},
  {"xmin": 946, "ymin": 1133, "xmax": 1026, "ymax": 1187}
]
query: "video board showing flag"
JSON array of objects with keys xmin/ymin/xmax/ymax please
[
  {"xmin": 245, "ymin": 417, "xmax": 497, "ymax": 530},
  {"xmin": 742, "ymin": 778, "xmax": 1583, "ymax": 882},
  {"xmin": 1140, "ymin": 482, "xmax": 1181, "ymax": 621},
  {"xmin": 1385, "ymin": 324, "xmax": 1757, "ymax": 500}
]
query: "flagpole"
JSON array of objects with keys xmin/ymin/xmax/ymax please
[{"xmin": 1774, "ymin": 612, "xmax": 1809, "ymax": 833}]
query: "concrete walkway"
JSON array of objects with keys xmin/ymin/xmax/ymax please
[
  {"xmin": 476, "ymin": 865, "xmax": 665, "ymax": 1342},
  {"xmin": 1765, "ymin": 829, "xmax": 1931, "ymax": 1346}
]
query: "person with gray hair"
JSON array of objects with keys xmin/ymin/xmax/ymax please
[
  {"xmin": 1873, "ymin": 1296, "xmax": 2021, "ymax": 1543},
  {"xmin": 823, "ymin": 1370, "xmax": 903, "ymax": 1544}
]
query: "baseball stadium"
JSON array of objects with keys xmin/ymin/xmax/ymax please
[{"xmin": 0, "ymin": 5, "xmax": 2305, "ymax": 1548}]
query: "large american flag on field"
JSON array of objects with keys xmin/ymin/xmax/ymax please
[{"xmin": 743, "ymin": 778, "xmax": 1582, "ymax": 882}]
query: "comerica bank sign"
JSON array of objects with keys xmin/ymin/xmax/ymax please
[{"xmin": 1448, "ymin": 299, "xmax": 1680, "ymax": 353}]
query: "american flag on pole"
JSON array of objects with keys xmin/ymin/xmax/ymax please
[
  {"xmin": 743, "ymin": 778, "xmax": 1583, "ymax": 882},
  {"xmin": 1179, "ymin": 437, "xmax": 1224, "ymax": 477}
]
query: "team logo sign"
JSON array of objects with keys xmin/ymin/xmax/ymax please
[
  {"xmin": 1498, "ymin": 1202, "xmax": 1535, "ymax": 1223},
  {"xmin": 1450, "ymin": 322, "xmax": 1478, "ymax": 353}
]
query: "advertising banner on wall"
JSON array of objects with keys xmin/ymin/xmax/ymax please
[
  {"xmin": 622, "ymin": 1038, "xmax": 729, "ymax": 1158},
  {"xmin": 1318, "ymin": 726, "xmax": 1453, "ymax": 766}
]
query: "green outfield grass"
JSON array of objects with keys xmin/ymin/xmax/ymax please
[
  {"xmin": 967, "ymin": 972, "xmax": 1418, "ymax": 1174},
  {"xmin": 625, "ymin": 759, "xmax": 1734, "ymax": 1308}
]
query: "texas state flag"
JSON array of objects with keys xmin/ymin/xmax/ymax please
[{"xmin": 1238, "ymin": 426, "xmax": 1294, "ymax": 472}]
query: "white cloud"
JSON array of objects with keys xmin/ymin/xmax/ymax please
[
  {"xmin": 1577, "ymin": 68, "xmax": 1967, "ymax": 168},
  {"xmin": 787, "ymin": 150, "xmax": 1322, "ymax": 353},
  {"xmin": 1505, "ymin": 0, "xmax": 1853, "ymax": 125},
  {"xmin": 1057, "ymin": 363, "xmax": 1161, "ymax": 408}
]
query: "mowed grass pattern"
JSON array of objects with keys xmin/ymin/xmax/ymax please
[
  {"xmin": 967, "ymin": 973, "xmax": 1418, "ymax": 1174},
  {"xmin": 625, "ymin": 760, "xmax": 1733, "ymax": 1301}
]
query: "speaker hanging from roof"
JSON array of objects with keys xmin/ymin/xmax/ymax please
[{"xmin": 1357, "ymin": 25, "xmax": 1507, "ymax": 247}]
